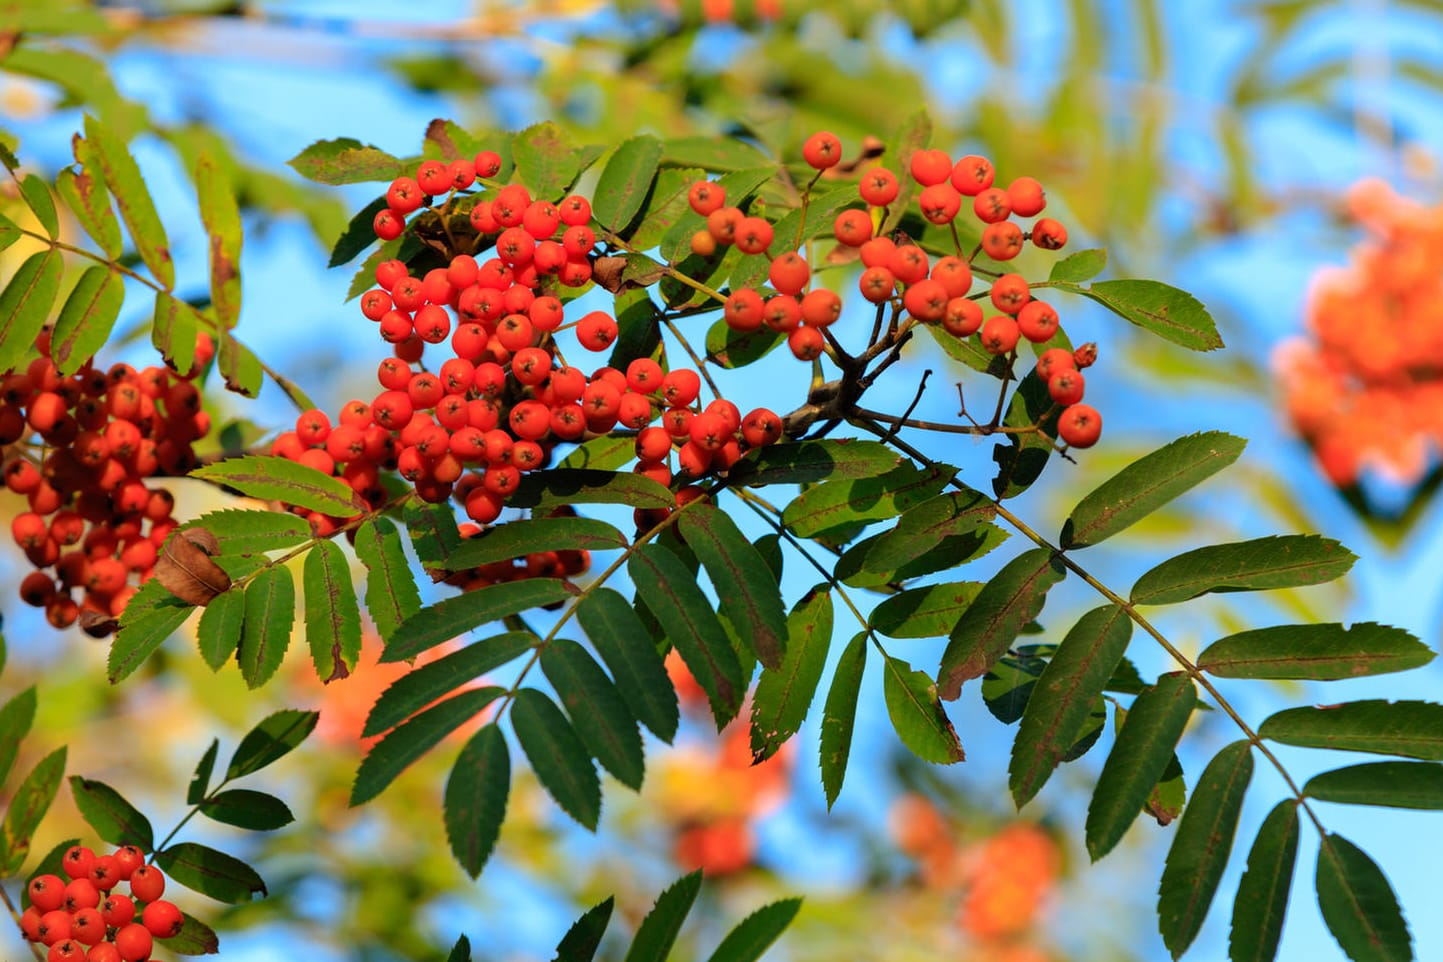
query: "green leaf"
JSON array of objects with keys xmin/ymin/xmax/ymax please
[
  {"xmin": 366, "ymin": 632, "xmax": 533, "ymax": 737},
  {"xmin": 576, "ymin": 588, "xmax": 679, "ymax": 743},
  {"xmin": 512, "ymin": 122, "xmax": 581, "ymax": 199},
  {"xmin": 751, "ymin": 590, "xmax": 832, "ymax": 762},
  {"xmin": 200, "ymin": 789, "xmax": 294, "ymax": 831},
  {"xmin": 1198, "ymin": 623, "xmax": 1432, "ymax": 680},
  {"xmin": 704, "ymin": 317, "xmax": 785, "ymax": 370},
  {"xmin": 216, "ymin": 328, "xmax": 263, "ymax": 397},
  {"xmin": 623, "ymin": 870, "xmax": 703, "ymax": 962},
  {"xmin": 705, "ymin": 897, "xmax": 803, "ymax": 962},
  {"xmin": 196, "ymin": 587, "xmax": 245, "ymax": 670},
  {"xmin": 1011, "ymin": 605, "xmax": 1133, "ymax": 807},
  {"xmin": 1052, "ymin": 278, "xmax": 1223, "ymax": 351},
  {"xmin": 660, "ymin": 136, "xmax": 771, "ymax": 171},
  {"xmin": 1048, "ymin": 247, "xmax": 1108, "ymax": 283},
  {"xmin": 783, "ymin": 462, "xmax": 955, "ymax": 539},
  {"xmin": 1131, "ymin": 535, "xmax": 1356, "ymax": 605},
  {"xmin": 511, "ymin": 469, "xmax": 674, "ymax": 512},
  {"xmin": 17, "ymin": 172, "xmax": 58, "ymax": 239},
  {"xmin": 1085, "ymin": 674, "xmax": 1196, "ymax": 861},
  {"xmin": 1229, "ymin": 800, "xmax": 1299, "ymax": 962},
  {"xmin": 869, "ymin": 581, "xmax": 982, "ymax": 638},
  {"xmin": 56, "ymin": 162, "xmax": 122, "ymax": 259},
  {"xmin": 108, "ymin": 585, "xmax": 194, "ymax": 683},
  {"xmin": 558, "ymin": 433, "xmax": 639, "ymax": 472},
  {"xmin": 445, "ymin": 724, "xmax": 509, "ymax": 879},
  {"xmin": 0, "ymin": 249, "xmax": 63, "ymax": 374},
  {"xmin": 226, "ymin": 709, "xmax": 319, "ymax": 779},
  {"xmin": 303, "ymin": 540, "xmax": 362, "ymax": 683},
  {"xmin": 923, "ymin": 319, "xmax": 1009, "ymax": 377},
  {"xmin": 0, "ymin": 747, "xmax": 67, "ymax": 875},
  {"xmin": 731, "ymin": 439, "xmax": 905, "ymax": 487},
  {"xmin": 993, "ymin": 370, "xmax": 1063, "ymax": 499},
  {"xmin": 679, "ymin": 504, "xmax": 788, "ymax": 670},
  {"xmin": 542, "ymin": 639, "xmax": 645, "ymax": 790},
  {"xmin": 50, "ymin": 265, "xmax": 123, "ymax": 375},
  {"xmin": 820, "ymin": 632, "xmax": 867, "ymax": 809},
  {"xmin": 287, "ymin": 137, "xmax": 405, "ymax": 185},
  {"xmin": 187, "ymin": 740, "xmax": 218, "ymax": 806},
  {"xmin": 553, "ymin": 896, "xmax": 613, "ymax": 962},
  {"xmin": 1260, "ymin": 700, "xmax": 1443, "ymax": 760},
  {"xmin": 150, "ymin": 291, "xmax": 201, "ymax": 376},
  {"xmin": 191, "ymin": 456, "xmax": 362, "ymax": 517},
  {"xmin": 445, "ymin": 518, "xmax": 627, "ymax": 570},
  {"xmin": 403, "ymin": 501, "xmax": 464, "ymax": 569},
  {"xmin": 0, "ymin": 686, "xmax": 37, "ymax": 789},
  {"xmin": 1305, "ymin": 761, "xmax": 1443, "ymax": 810},
  {"xmin": 629, "ymin": 543, "xmax": 744, "ymax": 729},
  {"xmin": 884, "ymin": 656, "xmax": 965, "ymax": 764},
  {"xmin": 878, "ymin": 108, "xmax": 930, "ymax": 237},
  {"xmin": 937, "ymin": 548, "xmax": 1066, "ymax": 699},
  {"xmin": 981, "ymin": 648, "xmax": 1048, "ymax": 724},
  {"xmin": 188, "ymin": 510, "xmax": 314, "ymax": 559},
  {"xmin": 865, "ymin": 488, "xmax": 997, "ymax": 572},
  {"xmin": 156, "ymin": 842, "xmax": 266, "ymax": 903},
  {"xmin": 84, "ymin": 114, "xmax": 174, "ymax": 288},
  {"xmin": 1148, "ymin": 752, "xmax": 1188, "ymax": 826},
  {"xmin": 511, "ymin": 688, "xmax": 601, "ymax": 830},
  {"xmin": 161, "ymin": 910, "xmax": 220, "ymax": 955},
  {"xmin": 380, "ymin": 579, "xmax": 572, "ymax": 663},
  {"xmin": 195, "ymin": 154, "xmax": 243, "ymax": 329},
  {"xmin": 68, "ymin": 776, "xmax": 155, "ymax": 850},
  {"xmin": 354, "ymin": 518, "xmax": 422, "ymax": 645},
  {"xmin": 593, "ymin": 134, "xmax": 664, "ymax": 231},
  {"xmin": 1158, "ymin": 741, "xmax": 1254, "ymax": 958},
  {"xmin": 1062, "ymin": 432, "xmax": 1247, "ymax": 548},
  {"xmin": 1315, "ymin": 834, "xmax": 1412, "ymax": 962},
  {"xmin": 238, "ymin": 567, "xmax": 295, "ymax": 689},
  {"xmin": 629, "ymin": 166, "xmax": 703, "ymax": 251},
  {"xmin": 351, "ymin": 688, "xmax": 502, "ymax": 806},
  {"xmin": 328, "ymin": 194, "xmax": 387, "ymax": 269}
]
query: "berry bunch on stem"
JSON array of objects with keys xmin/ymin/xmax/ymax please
[{"xmin": 19, "ymin": 845, "xmax": 183, "ymax": 962}]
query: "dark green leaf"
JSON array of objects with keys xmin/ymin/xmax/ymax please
[
  {"xmin": 108, "ymin": 584, "xmax": 194, "ymax": 683},
  {"xmin": 1062, "ymin": 432, "xmax": 1246, "ymax": 548},
  {"xmin": 558, "ymin": 433, "xmax": 639, "ymax": 472},
  {"xmin": 351, "ymin": 688, "xmax": 502, "ymax": 806},
  {"xmin": 593, "ymin": 134, "xmax": 664, "ymax": 231},
  {"xmin": 69, "ymin": 776, "xmax": 154, "ymax": 850},
  {"xmin": 884, "ymin": 656, "xmax": 965, "ymax": 764},
  {"xmin": 0, "ymin": 686, "xmax": 37, "ymax": 789},
  {"xmin": 629, "ymin": 543, "xmax": 744, "ymax": 728},
  {"xmin": 820, "ymin": 633, "xmax": 868, "ymax": 809},
  {"xmin": 445, "ymin": 724, "xmax": 509, "ymax": 879},
  {"xmin": 0, "ymin": 747, "xmax": 66, "ymax": 875},
  {"xmin": 84, "ymin": 114, "xmax": 174, "ymax": 288},
  {"xmin": 238, "ymin": 567, "xmax": 295, "ymax": 689},
  {"xmin": 1048, "ymin": 247, "xmax": 1107, "ymax": 282},
  {"xmin": 1085, "ymin": 674, "xmax": 1196, "ymax": 860},
  {"xmin": 156, "ymin": 842, "xmax": 266, "ymax": 903},
  {"xmin": 0, "ymin": 249, "xmax": 63, "ymax": 375},
  {"xmin": 679, "ymin": 504, "xmax": 788, "ymax": 669},
  {"xmin": 705, "ymin": 897, "xmax": 803, "ymax": 962},
  {"xmin": 1053, "ymin": 278, "xmax": 1223, "ymax": 351},
  {"xmin": 1305, "ymin": 761, "xmax": 1443, "ymax": 809},
  {"xmin": 981, "ymin": 649, "xmax": 1048, "ymax": 724},
  {"xmin": 354, "ymin": 518, "xmax": 422, "ymax": 645},
  {"xmin": 366, "ymin": 632, "xmax": 534, "ymax": 737},
  {"xmin": 1199, "ymin": 623, "xmax": 1432, "ymax": 680},
  {"xmin": 865, "ymin": 488, "xmax": 997, "ymax": 572},
  {"xmin": 577, "ymin": 588, "xmax": 679, "ymax": 743},
  {"xmin": 623, "ymin": 870, "xmax": 703, "ymax": 962},
  {"xmin": 1260, "ymin": 700, "xmax": 1443, "ymax": 760},
  {"xmin": 381, "ymin": 579, "xmax": 572, "ymax": 663},
  {"xmin": 50, "ymin": 265, "xmax": 123, "ymax": 375},
  {"xmin": 151, "ymin": 291, "xmax": 200, "ymax": 377},
  {"xmin": 1229, "ymin": 800, "xmax": 1299, "ymax": 962},
  {"xmin": 629, "ymin": 166, "xmax": 703, "ymax": 251},
  {"xmin": 445, "ymin": 518, "xmax": 627, "ymax": 570},
  {"xmin": 304, "ymin": 540, "xmax": 362, "ymax": 683},
  {"xmin": 187, "ymin": 740, "xmax": 218, "ymax": 806},
  {"xmin": 1148, "ymin": 752, "xmax": 1188, "ymax": 826},
  {"xmin": 1011, "ymin": 605, "xmax": 1132, "ymax": 807},
  {"xmin": 542, "ymin": 639, "xmax": 645, "ymax": 790},
  {"xmin": 993, "ymin": 370, "xmax": 1063, "ymax": 499},
  {"xmin": 841, "ymin": 524, "xmax": 1008, "ymax": 589},
  {"xmin": 512, "ymin": 122, "xmax": 581, "ymax": 199},
  {"xmin": 783, "ymin": 462, "xmax": 955, "ymax": 539},
  {"xmin": 730, "ymin": 440, "xmax": 904, "ymax": 487},
  {"xmin": 196, "ymin": 587, "xmax": 245, "ymax": 670},
  {"xmin": 195, "ymin": 154, "xmax": 243, "ymax": 329},
  {"xmin": 403, "ymin": 500, "xmax": 464, "ymax": 568},
  {"xmin": 200, "ymin": 789, "xmax": 294, "ymax": 831},
  {"xmin": 923, "ymin": 320, "xmax": 1008, "ymax": 377},
  {"xmin": 287, "ymin": 137, "xmax": 405, "ymax": 185},
  {"xmin": 512, "ymin": 688, "xmax": 601, "ymax": 830},
  {"xmin": 1158, "ymin": 741, "xmax": 1254, "ymax": 958},
  {"xmin": 329, "ymin": 195, "xmax": 388, "ymax": 268},
  {"xmin": 704, "ymin": 317, "xmax": 785, "ymax": 370},
  {"xmin": 226, "ymin": 709, "xmax": 319, "ymax": 779},
  {"xmin": 16, "ymin": 173, "xmax": 58, "ymax": 238},
  {"xmin": 510, "ymin": 469, "xmax": 673, "ymax": 512},
  {"xmin": 660, "ymin": 136, "xmax": 771, "ymax": 171},
  {"xmin": 160, "ymin": 910, "xmax": 220, "ymax": 955},
  {"xmin": 553, "ymin": 896, "xmax": 613, "ymax": 962},
  {"xmin": 871, "ymin": 581, "xmax": 983, "ymax": 639},
  {"xmin": 937, "ymin": 548, "xmax": 1066, "ymax": 699},
  {"xmin": 1315, "ymin": 834, "xmax": 1412, "ymax": 962},
  {"xmin": 751, "ymin": 590, "xmax": 832, "ymax": 762},
  {"xmin": 191, "ymin": 456, "xmax": 362, "ymax": 517},
  {"xmin": 1132, "ymin": 535, "xmax": 1356, "ymax": 605}
]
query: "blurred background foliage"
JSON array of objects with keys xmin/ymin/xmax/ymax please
[{"xmin": 3, "ymin": 1, "xmax": 1443, "ymax": 960}]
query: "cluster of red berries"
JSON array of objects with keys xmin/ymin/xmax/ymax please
[
  {"xmin": 2, "ymin": 332, "xmax": 216, "ymax": 632},
  {"xmin": 19, "ymin": 844, "xmax": 185, "ymax": 962}
]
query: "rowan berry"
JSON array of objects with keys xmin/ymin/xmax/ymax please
[
  {"xmin": 735, "ymin": 216, "xmax": 774, "ymax": 255},
  {"xmin": 659, "ymin": 369, "xmax": 701, "ymax": 407},
  {"xmin": 1048, "ymin": 369, "xmax": 1085, "ymax": 405},
  {"xmin": 70, "ymin": 907, "xmax": 105, "ymax": 945},
  {"xmin": 909, "ymin": 148, "xmax": 952, "ymax": 186},
  {"xmin": 474, "ymin": 150, "xmax": 503, "ymax": 178},
  {"xmin": 950, "ymin": 154, "xmax": 995, "ymax": 195},
  {"xmin": 635, "ymin": 458, "xmax": 673, "ymax": 487},
  {"xmin": 62, "ymin": 846, "xmax": 96, "ymax": 881},
  {"xmin": 980, "ymin": 315, "xmax": 1021, "ymax": 355},
  {"xmin": 858, "ymin": 167, "xmax": 899, "ymax": 207},
  {"xmin": 688, "ymin": 181, "xmax": 726, "ymax": 216},
  {"xmin": 1017, "ymin": 300, "xmax": 1060, "ymax": 343},
  {"xmin": 616, "ymin": 392, "xmax": 653, "ymax": 430},
  {"xmin": 28, "ymin": 874, "xmax": 65, "ymax": 912},
  {"xmin": 1031, "ymin": 217, "xmax": 1068, "ymax": 250},
  {"xmin": 20, "ymin": 905, "xmax": 42, "ymax": 941},
  {"xmin": 37, "ymin": 909, "xmax": 72, "ymax": 945},
  {"xmin": 989, "ymin": 273, "xmax": 1031, "ymax": 314},
  {"xmin": 522, "ymin": 201, "xmax": 561, "ymax": 240},
  {"xmin": 416, "ymin": 159, "xmax": 451, "ymax": 196},
  {"xmin": 973, "ymin": 187, "xmax": 1012, "ymax": 224},
  {"xmin": 677, "ymin": 441, "xmax": 713, "ymax": 476},
  {"xmin": 889, "ymin": 245, "xmax": 929, "ymax": 285},
  {"xmin": 385, "ymin": 177, "xmax": 424, "ymax": 215},
  {"xmin": 903, "ymin": 279, "xmax": 949, "ymax": 323},
  {"xmin": 724, "ymin": 289, "xmax": 765, "ymax": 332},
  {"xmin": 706, "ymin": 398, "xmax": 741, "ymax": 434},
  {"xmin": 788, "ymin": 326, "xmax": 825, "ymax": 360},
  {"xmin": 802, "ymin": 131, "xmax": 843, "ymax": 170},
  {"xmin": 690, "ymin": 230, "xmax": 717, "ymax": 257},
  {"xmin": 981, "ymin": 221, "xmax": 1025, "ymax": 260},
  {"xmin": 741, "ymin": 408, "xmax": 782, "ymax": 447},
  {"xmin": 918, "ymin": 183, "xmax": 962, "ymax": 224},
  {"xmin": 930, "ymin": 256, "xmax": 973, "ymax": 298},
  {"xmin": 447, "ymin": 159, "xmax": 476, "ymax": 190},
  {"xmin": 100, "ymin": 892, "xmax": 136, "ymax": 927},
  {"xmin": 1007, "ymin": 176, "xmax": 1046, "ymax": 217},
  {"xmin": 636, "ymin": 426, "xmax": 673, "ymax": 462},
  {"xmin": 469, "ymin": 200, "xmax": 499, "ymax": 234},
  {"xmin": 858, "ymin": 266, "xmax": 897, "ymax": 304},
  {"xmin": 493, "ymin": 184, "xmax": 531, "ymax": 226},
  {"xmin": 832, "ymin": 209, "xmax": 871, "ymax": 246},
  {"xmin": 1058, "ymin": 403, "xmax": 1102, "ymax": 447},
  {"xmin": 576, "ymin": 312, "xmax": 618, "ymax": 351},
  {"xmin": 800, "ymin": 289, "xmax": 842, "ymax": 327},
  {"xmin": 87, "ymin": 943, "xmax": 122, "ymax": 962},
  {"xmin": 47, "ymin": 937, "xmax": 84, "ymax": 960},
  {"xmin": 706, "ymin": 206, "xmax": 744, "ymax": 244},
  {"xmin": 112, "ymin": 923, "xmax": 151, "ymax": 962},
  {"xmin": 561, "ymin": 225, "xmax": 595, "ymax": 259},
  {"xmin": 558, "ymin": 194, "xmax": 591, "ymax": 225},
  {"xmin": 662, "ymin": 406, "xmax": 694, "ymax": 438}
]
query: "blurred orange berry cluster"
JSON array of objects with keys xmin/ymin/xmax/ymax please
[{"xmin": 1277, "ymin": 178, "xmax": 1443, "ymax": 486}]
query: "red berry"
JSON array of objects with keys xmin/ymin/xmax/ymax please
[
  {"xmin": 909, "ymin": 148, "xmax": 952, "ymax": 186},
  {"xmin": 918, "ymin": 183, "xmax": 962, "ymax": 224},
  {"xmin": 101, "ymin": 893, "xmax": 136, "ymax": 927},
  {"xmin": 734, "ymin": 217, "xmax": 774, "ymax": 255},
  {"xmin": 802, "ymin": 131, "xmax": 843, "ymax": 170},
  {"xmin": 28, "ymin": 874, "xmax": 65, "ymax": 912},
  {"xmin": 474, "ymin": 150, "xmax": 502, "ymax": 178},
  {"xmin": 980, "ymin": 221, "xmax": 1025, "ymax": 260},
  {"xmin": 989, "ymin": 273, "xmax": 1031, "ymax": 314},
  {"xmin": 833, "ymin": 208, "xmax": 872, "ymax": 246},
  {"xmin": 1048, "ymin": 369, "xmax": 1086, "ymax": 405},
  {"xmin": 858, "ymin": 167, "xmax": 899, "ymax": 207},
  {"xmin": 688, "ymin": 181, "xmax": 726, "ymax": 216},
  {"xmin": 1058, "ymin": 403, "xmax": 1102, "ymax": 448},
  {"xmin": 1017, "ymin": 300, "xmax": 1060, "ymax": 343},
  {"xmin": 788, "ymin": 326, "xmax": 825, "ymax": 361},
  {"xmin": 1032, "ymin": 217, "xmax": 1068, "ymax": 250},
  {"xmin": 141, "ymin": 899, "xmax": 184, "ymax": 938},
  {"xmin": 723, "ymin": 289, "xmax": 765, "ymax": 332},
  {"xmin": 740, "ymin": 408, "xmax": 782, "ymax": 447},
  {"xmin": 576, "ymin": 312, "xmax": 618, "ymax": 352},
  {"xmin": 1007, "ymin": 176, "xmax": 1046, "ymax": 217},
  {"xmin": 127, "ymin": 864, "xmax": 164, "ymax": 903},
  {"xmin": 113, "ymin": 923, "xmax": 151, "ymax": 962},
  {"xmin": 800, "ymin": 289, "xmax": 841, "ymax": 327},
  {"xmin": 62, "ymin": 846, "xmax": 96, "ymax": 880},
  {"xmin": 979, "ymin": 315, "xmax": 1021, "ymax": 355},
  {"xmin": 950, "ymin": 154, "xmax": 995, "ymax": 195},
  {"xmin": 942, "ymin": 297, "xmax": 984, "ymax": 337},
  {"xmin": 902, "ymin": 279, "xmax": 949, "ymax": 323}
]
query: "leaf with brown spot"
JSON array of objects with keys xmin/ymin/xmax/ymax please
[{"xmin": 155, "ymin": 528, "xmax": 232, "ymax": 606}]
